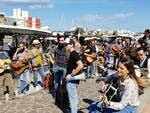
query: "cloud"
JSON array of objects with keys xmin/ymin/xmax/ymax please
[
  {"xmin": 54, "ymin": 0, "xmax": 125, "ymax": 5},
  {"xmin": 79, "ymin": 12, "xmax": 133, "ymax": 24},
  {"xmin": 1, "ymin": 0, "xmax": 54, "ymax": 9},
  {"xmin": 54, "ymin": 0, "xmax": 98, "ymax": 4},
  {"xmin": 112, "ymin": 12, "xmax": 133, "ymax": 19},
  {"xmin": 29, "ymin": 4, "xmax": 54, "ymax": 9}
]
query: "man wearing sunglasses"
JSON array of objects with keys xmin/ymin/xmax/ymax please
[{"xmin": 136, "ymin": 47, "xmax": 150, "ymax": 79}]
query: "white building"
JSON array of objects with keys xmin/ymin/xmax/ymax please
[{"xmin": 0, "ymin": 12, "xmax": 5, "ymax": 25}]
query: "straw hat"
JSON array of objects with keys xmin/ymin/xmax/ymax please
[{"xmin": 32, "ymin": 39, "xmax": 40, "ymax": 45}]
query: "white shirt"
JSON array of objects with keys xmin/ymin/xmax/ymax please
[
  {"xmin": 134, "ymin": 65, "xmax": 141, "ymax": 77},
  {"xmin": 140, "ymin": 57, "xmax": 150, "ymax": 78},
  {"xmin": 109, "ymin": 77, "xmax": 140, "ymax": 110}
]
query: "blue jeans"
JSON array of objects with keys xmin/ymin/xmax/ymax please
[
  {"xmin": 33, "ymin": 66, "xmax": 45, "ymax": 87},
  {"xmin": 19, "ymin": 69, "xmax": 30, "ymax": 93},
  {"xmin": 53, "ymin": 66, "xmax": 66, "ymax": 96},
  {"xmin": 86, "ymin": 64, "xmax": 93, "ymax": 78},
  {"xmin": 92, "ymin": 60, "xmax": 97, "ymax": 75},
  {"xmin": 105, "ymin": 55, "xmax": 110, "ymax": 64},
  {"xmin": 86, "ymin": 61, "xmax": 96, "ymax": 77},
  {"xmin": 89, "ymin": 101, "xmax": 137, "ymax": 113},
  {"xmin": 67, "ymin": 82, "xmax": 79, "ymax": 113}
]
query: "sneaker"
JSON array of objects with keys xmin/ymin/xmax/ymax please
[
  {"xmin": 5, "ymin": 93, "xmax": 9, "ymax": 103},
  {"xmin": 35, "ymin": 86, "xmax": 40, "ymax": 91},
  {"xmin": 23, "ymin": 91, "xmax": 29, "ymax": 95},
  {"xmin": 15, "ymin": 90, "xmax": 21, "ymax": 98},
  {"xmin": 19, "ymin": 93, "xmax": 26, "ymax": 97},
  {"xmin": 91, "ymin": 75, "xmax": 95, "ymax": 78},
  {"xmin": 95, "ymin": 73, "xmax": 99, "ymax": 77}
]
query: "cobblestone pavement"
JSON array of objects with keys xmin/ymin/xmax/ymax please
[
  {"xmin": 0, "ymin": 77, "xmax": 100, "ymax": 113},
  {"xmin": 0, "ymin": 76, "xmax": 150, "ymax": 113}
]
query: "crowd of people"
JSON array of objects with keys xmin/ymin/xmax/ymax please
[{"xmin": 0, "ymin": 29, "xmax": 150, "ymax": 113}]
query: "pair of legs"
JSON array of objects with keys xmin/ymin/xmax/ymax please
[
  {"xmin": 66, "ymin": 82, "xmax": 79, "ymax": 113},
  {"xmin": 33, "ymin": 66, "xmax": 46, "ymax": 88},
  {"xmin": 53, "ymin": 67, "xmax": 66, "ymax": 97},
  {"xmin": 86, "ymin": 61, "xmax": 96, "ymax": 78},
  {"xmin": 19, "ymin": 69, "xmax": 30, "ymax": 93},
  {"xmin": 89, "ymin": 101, "xmax": 137, "ymax": 113},
  {"xmin": 0, "ymin": 73, "xmax": 15, "ymax": 101}
]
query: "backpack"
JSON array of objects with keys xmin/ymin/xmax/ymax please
[{"xmin": 55, "ymin": 81, "xmax": 70, "ymax": 111}]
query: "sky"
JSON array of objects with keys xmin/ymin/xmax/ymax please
[{"xmin": 0, "ymin": 0, "xmax": 150, "ymax": 32}]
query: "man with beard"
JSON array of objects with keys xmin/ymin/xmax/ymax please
[
  {"xmin": 0, "ymin": 43, "xmax": 15, "ymax": 103},
  {"xmin": 13, "ymin": 42, "xmax": 31, "ymax": 95},
  {"xmin": 52, "ymin": 35, "xmax": 68, "ymax": 97}
]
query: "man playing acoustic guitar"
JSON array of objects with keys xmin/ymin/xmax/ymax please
[
  {"xmin": 84, "ymin": 38, "xmax": 97, "ymax": 78},
  {"xmin": 0, "ymin": 43, "xmax": 15, "ymax": 103},
  {"xmin": 12, "ymin": 42, "xmax": 31, "ymax": 96}
]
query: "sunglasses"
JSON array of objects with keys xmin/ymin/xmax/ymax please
[{"xmin": 137, "ymin": 53, "xmax": 144, "ymax": 56}]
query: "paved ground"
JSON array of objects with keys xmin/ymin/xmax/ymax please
[
  {"xmin": 0, "ymin": 77, "xmax": 100, "ymax": 113},
  {"xmin": 0, "ymin": 76, "xmax": 150, "ymax": 113},
  {"xmin": 138, "ymin": 86, "xmax": 150, "ymax": 113}
]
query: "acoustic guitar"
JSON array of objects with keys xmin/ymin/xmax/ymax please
[
  {"xmin": 86, "ymin": 52, "xmax": 96, "ymax": 64},
  {"xmin": 89, "ymin": 79, "xmax": 120, "ymax": 113},
  {"xmin": 44, "ymin": 73, "xmax": 54, "ymax": 89},
  {"xmin": 11, "ymin": 54, "xmax": 39, "ymax": 75},
  {"xmin": 0, "ymin": 59, "xmax": 29, "ymax": 75},
  {"xmin": 99, "ymin": 79, "xmax": 120, "ymax": 112},
  {"xmin": 104, "ymin": 79, "xmax": 120, "ymax": 102},
  {"xmin": 11, "ymin": 61, "xmax": 29, "ymax": 75},
  {"xmin": 111, "ymin": 47, "xmax": 121, "ymax": 56},
  {"xmin": 45, "ymin": 54, "xmax": 55, "ymax": 65},
  {"xmin": 0, "ymin": 59, "xmax": 11, "ymax": 74}
]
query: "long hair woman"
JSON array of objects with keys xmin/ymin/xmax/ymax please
[{"xmin": 89, "ymin": 58, "xmax": 149, "ymax": 113}]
